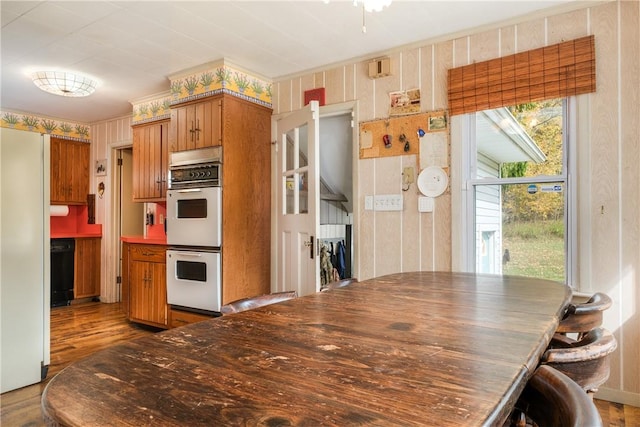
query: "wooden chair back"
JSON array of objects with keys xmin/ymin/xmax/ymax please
[
  {"xmin": 509, "ymin": 365, "xmax": 602, "ymax": 427},
  {"xmin": 542, "ymin": 327, "xmax": 617, "ymax": 393},
  {"xmin": 220, "ymin": 291, "xmax": 297, "ymax": 315},
  {"xmin": 321, "ymin": 277, "xmax": 358, "ymax": 292},
  {"xmin": 557, "ymin": 292, "xmax": 612, "ymax": 335}
]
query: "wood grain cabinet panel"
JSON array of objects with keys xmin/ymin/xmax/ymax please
[
  {"xmin": 74, "ymin": 238, "xmax": 101, "ymax": 299},
  {"xmin": 219, "ymin": 95, "xmax": 272, "ymax": 305},
  {"xmin": 169, "ymin": 97, "xmax": 222, "ymax": 152},
  {"xmin": 125, "ymin": 243, "xmax": 168, "ymax": 329},
  {"xmin": 132, "ymin": 120, "xmax": 168, "ymax": 201},
  {"xmin": 169, "ymin": 308, "xmax": 214, "ymax": 328},
  {"xmin": 50, "ymin": 137, "xmax": 89, "ymax": 205}
]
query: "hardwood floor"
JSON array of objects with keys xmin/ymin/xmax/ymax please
[
  {"xmin": 0, "ymin": 302, "xmax": 157, "ymax": 427},
  {"xmin": 1, "ymin": 302, "xmax": 639, "ymax": 426}
]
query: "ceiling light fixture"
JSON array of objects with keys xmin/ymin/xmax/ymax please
[
  {"xmin": 353, "ymin": 0, "xmax": 392, "ymax": 33},
  {"xmin": 31, "ymin": 70, "xmax": 97, "ymax": 97},
  {"xmin": 355, "ymin": 0, "xmax": 392, "ymax": 13}
]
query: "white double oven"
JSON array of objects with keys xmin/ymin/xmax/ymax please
[{"xmin": 166, "ymin": 146, "xmax": 222, "ymax": 314}]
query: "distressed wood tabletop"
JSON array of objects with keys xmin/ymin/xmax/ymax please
[{"xmin": 42, "ymin": 271, "xmax": 571, "ymax": 426}]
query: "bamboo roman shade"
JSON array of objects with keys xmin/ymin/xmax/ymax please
[{"xmin": 448, "ymin": 35, "xmax": 595, "ymax": 116}]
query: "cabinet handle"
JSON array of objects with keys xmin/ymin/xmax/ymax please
[{"xmin": 195, "ymin": 119, "xmax": 200, "ymax": 141}]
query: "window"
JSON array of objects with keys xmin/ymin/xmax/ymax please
[{"xmin": 463, "ymin": 98, "xmax": 576, "ymax": 285}]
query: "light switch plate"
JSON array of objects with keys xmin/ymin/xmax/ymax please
[
  {"xmin": 374, "ymin": 194, "xmax": 403, "ymax": 211},
  {"xmin": 365, "ymin": 196, "xmax": 373, "ymax": 210}
]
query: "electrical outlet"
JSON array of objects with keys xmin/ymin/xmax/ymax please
[{"xmin": 403, "ymin": 167, "xmax": 415, "ymax": 184}]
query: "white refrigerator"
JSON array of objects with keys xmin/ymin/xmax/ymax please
[{"xmin": 1, "ymin": 128, "xmax": 50, "ymax": 393}]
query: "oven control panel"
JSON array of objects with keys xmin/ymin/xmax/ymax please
[{"xmin": 169, "ymin": 163, "xmax": 220, "ymax": 189}]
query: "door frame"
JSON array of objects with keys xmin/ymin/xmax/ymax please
[
  {"xmin": 107, "ymin": 142, "xmax": 146, "ymax": 303},
  {"xmin": 270, "ymin": 100, "xmax": 359, "ymax": 292}
]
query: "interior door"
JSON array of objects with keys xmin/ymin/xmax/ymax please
[{"xmin": 274, "ymin": 101, "xmax": 319, "ymax": 297}]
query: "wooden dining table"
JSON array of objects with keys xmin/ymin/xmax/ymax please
[{"xmin": 42, "ymin": 271, "xmax": 571, "ymax": 426}]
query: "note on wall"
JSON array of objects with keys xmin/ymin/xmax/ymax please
[{"xmin": 420, "ymin": 132, "xmax": 448, "ymax": 168}]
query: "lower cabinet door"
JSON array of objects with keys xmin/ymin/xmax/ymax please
[
  {"xmin": 129, "ymin": 259, "xmax": 168, "ymax": 328},
  {"xmin": 74, "ymin": 238, "xmax": 100, "ymax": 299}
]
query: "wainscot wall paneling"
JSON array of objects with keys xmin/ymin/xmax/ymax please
[
  {"xmin": 325, "ymin": 67, "xmax": 345, "ymax": 106},
  {"xmin": 272, "ymin": 0, "xmax": 638, "ymax": 405},
  {"xmin": 401, "ymin": 48, "xmax": 420, "ymax": 93},
  {"xmin": 90, "ymin": 115, "xmax": 132, "ymax": 304},
  {"xmin": 419, "ymin": 45, "xmax": 434, "ymax": 111},
  {"xmin": 500, "ymin": 26, "xmax": 517, "ymax": 57},
  {"xmin": 618, "ymin": 0, "xmax": 640, "ymax": 398},
  {"xmin": 401, "ymin": 154, "xmax": 420, "ymax": 273},
  {"xmin": 590, "ymin": 0, "xmax": 623, "ymax": 394}
]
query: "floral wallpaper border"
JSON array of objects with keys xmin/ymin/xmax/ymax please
[
  {"xmin": 0, "ymin": 110, "xmax": 91, "ymax": 142},
  {"xmin": 130, "ymin": 95, "xmax": 172, "ymax": 125},
  {"xmin": 132, "ymin": 62, "xmax": 272, "ymax": 125}
]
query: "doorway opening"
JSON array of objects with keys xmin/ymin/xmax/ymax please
[
  {"xmin": 114, "ymin": 147, "xmax": 144, "ymax": 301},
  {"xmin": 317, "ymin": 112, "xmax": 354, "ymax": 288}
]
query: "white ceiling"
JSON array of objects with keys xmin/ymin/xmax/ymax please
[{"xmin": 1, "ymin": 0, "xmax": 577, "ymax": 124}]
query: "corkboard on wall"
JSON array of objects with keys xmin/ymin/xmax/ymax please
[{"xmin": 360, "ymin": 112, "xmax": 445, "ymax": 160}]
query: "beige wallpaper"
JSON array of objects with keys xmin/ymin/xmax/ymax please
[{"xmin": 272, "ymin": 0, "xmax": 639, "ymax": 404}]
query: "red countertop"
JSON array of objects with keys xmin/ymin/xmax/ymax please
[
  {"xmin": 121, "ymin": 215, "xmax": 167, "ymax": 245},
  {"xmin": 121, "ymin": 236, "xmax": 167, "ymax": 245},
  {"xmin": 52, "ymin": 232, "xmax": 102, "ymax": 239}
]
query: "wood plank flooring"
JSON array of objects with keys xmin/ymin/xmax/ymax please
[
  {"xmin": 0, "ymin": 302, "xmax": 157, "ymax": 427},
  {"xmin": 1, "ymin": 302, "xmax": 639, "ymax": 426}
]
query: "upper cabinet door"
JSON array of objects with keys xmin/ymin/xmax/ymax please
[
  {"xmin": 170, "ymin": 104, "xmax": 190, "ymax": 152},
  {"xmin": 50, "ymin": 137, "xmax": 89, "ymax": 205},
  {"xmin": 132, "ymin": 120, "xmax": 168, "ymax": 202},
  {"xmin": 169, "ymin": 97, "xmax": 222, "ymax": 153}
]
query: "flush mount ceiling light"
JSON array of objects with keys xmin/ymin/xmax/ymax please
[{"xmin": 31, "ymin": 70, "xmax": 97, "ymax": 97}]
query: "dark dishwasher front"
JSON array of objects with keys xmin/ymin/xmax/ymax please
[{"xmin": 51, "ymin": 238, "xmax": 74, "ymax": 307}]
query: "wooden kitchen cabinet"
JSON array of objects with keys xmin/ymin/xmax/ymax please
[
  {"xmin": 50, "ymin": 137, "xmax": 89, "ymax": 205},
  {"xmin": 219, "ymin": 95, "xmax": 272, "ymax": 305},
  {"xmin": 169, "ymin": 307, "xmax": 215, "ymax": 328},
  {"xmin": 169, "ymin": 97, "xmax": 222, "ymax": 152},
  {"xmin": 132, "ymin": 120, "xmax": 169, "ymax": 201},
  {"xmin": 166, "ymin": 93, "xmax": 272, "ymax": 308},
  {"xmin": 74, "ymin": 237, "xmax": 101, "ymax": 299},
  {"xmin": 124, "ymin": 243, "xmax": 168, "ymax": 328}
]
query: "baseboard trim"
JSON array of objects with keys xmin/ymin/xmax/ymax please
[{"xmin": 595, "ymin": 387, "xmax": 640, "ymax": 406}]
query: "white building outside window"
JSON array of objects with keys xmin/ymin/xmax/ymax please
[{"xmin": 460, "ymin": 98, "xmax": 577, "ymax": 287}]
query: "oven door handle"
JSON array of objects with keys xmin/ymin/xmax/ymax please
[
  {"xmin": 174, "ymin": 188, "xmax": 203, "ymax": 193},
  {"xmin": 173, "ymin": 252, "xmax": 204, "ymax": 258}
]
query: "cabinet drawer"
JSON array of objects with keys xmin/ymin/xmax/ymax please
[
  {"xmin": 129, "ymin": 244, "xmax": 166, "ymax": 263},
  {"xmin": 169, "ymin": 308, "xmax": 216, "ymax": 328}
]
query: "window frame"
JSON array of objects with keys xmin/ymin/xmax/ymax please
[{"xmin": 460, "ymin": 98, "xmax": 578, "ymax": 288}]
